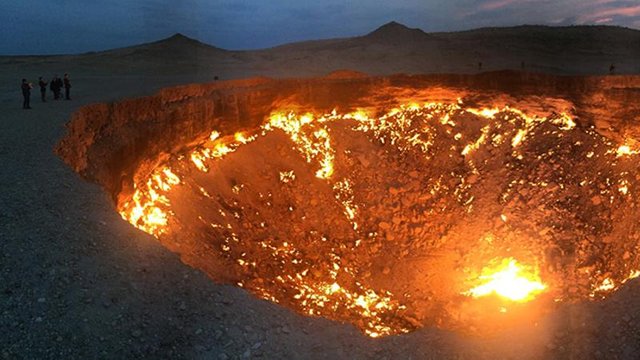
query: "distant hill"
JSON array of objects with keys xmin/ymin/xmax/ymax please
[
  {"xmin": 3, "ymin": 22, "xmax": 640, "ymax": 76},
  {"xmin": 88, "ymin": 33, "xmax": 228, "ymax": 59},
  {"xmin": 251, "ymin": 22, "xmax": 640, "ymax": 76}
]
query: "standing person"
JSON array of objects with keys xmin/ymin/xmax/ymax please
[
  {"xmin": 21, "ymin": 79, "xmax": 32, "ymax": 109},
  {"xmin": 63, "ymin": 73, "xmax": 71, "ymax": 100},
  {"xmin": 50, "ymin": 75, "xmax": 59, "ymax": 100},
  {"xmin": 38, "ymin": 77, "xmax": 48, "ymax": 102},
  {"xmin": 55, "ymin": 76, "xmax": 63, "ymax": 100}
]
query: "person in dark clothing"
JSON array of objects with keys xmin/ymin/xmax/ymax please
[
  {"xmin": 609, "ymin": 63, "xmax": 616, "ymax": 74},
  {"xmin": 38, "ymin": 77, "xmax": 48, "ymax": 102},
  {"xmin": 55, "ymin": 76, "xmax": 63, "ymax": 99},
  {"xmin": 50, "ymin": 75, "xmax": 59, "ymax": 100},
  {"xmin": 63, "ymin": 73, "xmax": 71, "ymax": 100},
  {"xmin": 51, "ymin": 75, "xmax": 63, "ymax": 100},
  {"xmin": 21, "ymin": 79, "xmax": 32, "ymax": 109}
]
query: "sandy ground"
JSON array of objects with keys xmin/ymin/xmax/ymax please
[{"xmin": 3, "ymin": 25, "xmax": 640, "ymax": 359}]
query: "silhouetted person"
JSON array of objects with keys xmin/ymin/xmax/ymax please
[
  {"xmin": 38, "ymin": 77, "xmax": 48, "ymax": 102},
  {"xmin": 214, "ymin": 75, "xmax": 219, "ymax": 81},
  {"xmin": 478, "ymin": 62, "xmax": 483, "ymax": 71},
  {"xmin": 21, "ymin": 79, "xmax": 32, "ymax": 109},
  {"xmin": 50, "ymin": 75, "xmax": 60, "ymax": 100},
  {"xmin": 63, "ymin": 73, "xmax": 71, "ymax": 100},
  {"xmin": 609, "ymin": 63, "xmax": 616, "ymax": 74},
  {"xmin": 56, "ymin": 76, "xmax": 63, "ymax": 99}
]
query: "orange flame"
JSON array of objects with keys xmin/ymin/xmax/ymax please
[{"xmin": 465, "ymin": 258, "xmax": 546, "ymax": 302}]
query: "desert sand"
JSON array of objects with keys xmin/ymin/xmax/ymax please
[{"xmin": 2, "ymin": 22, "xmax": 640, "ymax": 359}]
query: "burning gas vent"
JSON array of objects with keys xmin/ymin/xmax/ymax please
[{"xmin": 56, "ymin": 73, "xmax": 640, "ymax": 337}]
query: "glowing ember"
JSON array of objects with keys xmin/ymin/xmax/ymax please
[{"xmin": 465, "ymin": 258, "xmax": 546, "ymax": 302}]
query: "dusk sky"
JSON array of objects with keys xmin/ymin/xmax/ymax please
[{"xmin": 2, "ymin": 0, "xmax": 640, "ymax": 55}]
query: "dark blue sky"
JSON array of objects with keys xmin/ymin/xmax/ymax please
[{"xmin": 2, "ymin": 0, "xmax": 640, "ymax": 55}]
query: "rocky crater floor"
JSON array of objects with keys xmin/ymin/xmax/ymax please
[{"xmin": 55, "ymin": 72, "xmax": 640, "ymax": 345}]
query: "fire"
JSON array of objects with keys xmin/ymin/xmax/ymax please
[
  {"xmin": 465, "ymin": 258, "xmax": 546, "ymax": 302},
  {"xmin": 119, "ymin": 166, "xmax": 181, "ymax": 236},
  {"xmin": 511, "ymin": 129, "xmax": 527, "ymax": 147},
  {"xmin": 265, "ymin": 112, "xmax": 335, "ymax": 179},
  {"xmin": 616, "ymin": 144, "xmax": 640, "ymax": 157}
]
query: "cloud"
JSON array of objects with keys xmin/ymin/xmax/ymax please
[
  {"xmin": 479, "ymin": 0, "xmax": 520, "ymax": 11},
  {"xmin": 595, "ymin": 17, "xmax": 614, "ymax": 23},
  {"xmin": 459, "ymin": 0, "xmax": 640, "ymax": 30},
  {"xmin": 580, "ymin": 4, "xmax": 640, "ymax": 21}
]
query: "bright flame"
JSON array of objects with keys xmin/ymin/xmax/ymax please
[
  {"xmin": 511, "ymin": 129, "xmax": 527, "ymax": 147},
  {"xmin": 594, "ymin": 277, "xmax": 615, "ymax": 292},
  {"xmin": 616, "ymin": 144, "xmax": 640, "ymax": 157},
  {"xmin": 119, "ymin": 166, "xmax": 182, "ymax": 236},
  {"xmin": 266, "ymin": 112, "xmax": 335, "ymax": 179},
  {"xmin": 466, "ymin": 258, "xmax": 546, "ymax": 302},
  {"xmin": 467, "ymin": 107, "xmax": 500, "ymax": 119}
]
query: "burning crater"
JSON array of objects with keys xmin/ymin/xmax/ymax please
[{"xmin": 57, "ymin": 72, "xmax": 640, "ymax": 337}]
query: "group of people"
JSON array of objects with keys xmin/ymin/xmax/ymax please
[{"xmin": 21, "ymin": 74, "xmax": 71, "ymax": 109}]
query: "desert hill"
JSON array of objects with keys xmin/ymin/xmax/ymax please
[
  {"xmin": 2, "ymin": 21, "xmax": 640, "ymax": 77},
  {"xmin": 252, "ymin": 22, "xmax": 640, "ymax": 75},
  {"xmin": 89, "ymin": 33, "xmax": 228, "ymax": 59}
]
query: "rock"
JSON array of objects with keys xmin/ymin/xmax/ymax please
[
  {"xmin": 218, "ymin": 353, "xmax": 229, "ymax": 360},
  {"xmin": 132, "ymin": 330, "xmax": 142, "ymax": 338},
  {"xmin": 382, "ymin": 267, "xmax": 391, "ymax": 275},
  {"xmin": 389, "ymin": 187, "xmax": 400, "ymax": 195},
  {"xmin": 357, "ymin": 155, "xmax": 370, "ymax": 168},
  {"xmin": 538, "ymin": 227, "xmax": 551, "ymax": 236},
  {"xmin": 591, "ymin": 195, "xmax": 602, "ymax": 205},
  {"xmin": 379, "ymin": 222, "xmax": 391, "ymax": 230}
]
